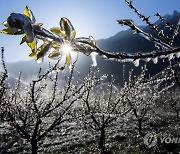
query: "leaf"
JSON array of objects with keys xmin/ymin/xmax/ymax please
[
  {"xmin": 35, "ymin": 44, "xmax": 44, "ymax": 59},
  {"xmin": 60, "ymin": 17, "xmax": 76, "ymax": 41},
  {"xmin": 29, "ymin": 9, "xmax": 36, "ymax": 23},
  {"xmin": 29, "ymin": 52, "xmax": 35, "ymax": 57},
  {"xmin": 65, "ymin": 53, "xmax": 71, "ymax": 67},
  {"xmin": 23, "ymin": 6, "xmax": 36, "ymax": 23},
  {"xmin": 50, "ymin": 27, "xmax": 65, "ymax": 37},
  {"xmin": 51, "ymin": 43, "xmax": 60, "ymax": 49},
  {"xmin": 71, "ymin": 30, "xmax": 76, "ymax": 40},
  {"xmin": 20, "ymin": 35, "xmax": 26, "ymax": 45},
  {"xmin": 50, "ymin": 27, "xmax": 60, "ymax": 33},
  {"xmin": 89, "ymin": 36, "xmax": 96, "ymax": 47},
  {"xmin": 48, "ymin": 50, "xmax": 61, "ymax": 60},
  {"xmin": 36, "ymin": 42, "xmax": 51, "ymax": 60},
  {"xmin": 23, "ymin": 6, "xmax": 30, "ymax": 18},
  {"xmin": 74, "ymin": 41, "xmax": 92, "ymax": 56},
  {"xmin": 117, "ymin": 19, "xmax": 134, "ymax": 26},
  {"xmin": 27, "ymin": 39, "xmax": 36, "ymax": 51},
  {"xmin": 0, "ymin": 27, "xmax": 23, "ymax": 35},
  {"xmin": 0, "ymin": 28, "xmax": 14, "ymax": 34},
  {"xmin": 23, "ymin": 24, "xmax": 34, "ymax": 43}
]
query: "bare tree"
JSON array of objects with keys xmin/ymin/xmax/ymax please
[
  {"xmin": 69, "ymin": 64, "xmax": 177, "ymax": 153},
  {"xmin": 72, "ymin": 78, "xmax": 130, "ymax": 153},
  {"xmin": 0, "ymin": 47, "xmax": 7, "ymax": 103},
  {"xmin": 0, "ymin": 47, "xmax": 8, "ymax": 121},
  {"xmin": 163, "ymin": 90, "xmax": 180, "ymax": 120},
  {"xmin": 170, "ymin": 60, "xmax": 180, "ymax": 88},
  {"xmin": 3, "ymin": 60, "xmax": 101, "ymax": 154},
  {"xmin": 124, "ymin": 66, "xmax": 175, "ymax": 135}
]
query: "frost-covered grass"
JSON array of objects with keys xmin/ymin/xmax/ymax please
[{"xmin": 0, "ymin": 100, "xmax": 180, "ymax": 154}]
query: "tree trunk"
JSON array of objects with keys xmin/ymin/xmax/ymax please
[
  {"xmin": 177, "ymin": 111, "xmax": 179, "ymax": 120},
  {"xmin": 31, "ymin": 140, "xmax": 38, "ymax": 154},
  {"xmin": 138, "ymin": 119, "xmax": 142, "ymax": 135},
  {"xmin": 99, "ymin": 127, "xmax": 105, "ymax": 153}
]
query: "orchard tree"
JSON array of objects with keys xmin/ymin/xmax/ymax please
[
  {"xmin": 74, "ymin": 80, "xmax": 130, "ymax": 153},
  {"xmin": 2, "ymin": 59, "xmax": 102, "ymax": 154},
  {"xmin": 124, "ymin": 66, "xmax": 175, "ymax": 136},
  {"xmin": 0, "ymin": 47, "xmax": 8, "ymax": 120},
  {"xmin": 163, "ymin": 90, "xmax": 180, "ymax": 120},
  {"xmin": 169, "ymin": 90, "xmax": 180, "ymax": 119}
]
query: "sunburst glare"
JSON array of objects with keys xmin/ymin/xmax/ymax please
[{"xmin": 61, "ymin": 43, "xmax": 73, "ymax": 55}]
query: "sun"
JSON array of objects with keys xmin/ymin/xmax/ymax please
[{"xmin": 61, "ymin": 43, "xmax": 73, "ymax": 55}]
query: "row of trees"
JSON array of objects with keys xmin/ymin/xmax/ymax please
[{"xmin": 0, "ymin": 47, "xmax": 179, "ymax": 153}]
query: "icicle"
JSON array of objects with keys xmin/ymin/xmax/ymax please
[
  {"xmin": 152, "ymin": 57, "xmax": 158, "ymax": 64},
  {"xmin": 36, "ymin": 57, "xmax": 43, "ymax": 64},
  {"xmin": 90, "ymin": 52, "xmax": 98, "ymax": 67},
  {"xmin": 143, "ymin": 58, "xmax": 151, "ymax": 62},
  {"xmin": 175, "ymin": 52, "xmax": 180, "ymax": 58},
  {"xmin": 133, "ymin": 59, "xmax": 139, "ymax": 67},
  {"xmin": 102, "ymin": 55, "xmax": 108, "ymax": 59},
  {"xmin": 168, "ymin": 54, "xmax": 174, "ymax": 60}
]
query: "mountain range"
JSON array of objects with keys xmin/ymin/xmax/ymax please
[{"xmin": 2, "ymin": 10, "xmax": 180, "ymax": 86}]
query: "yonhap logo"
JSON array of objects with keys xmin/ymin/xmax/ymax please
[
  {"xmin": 160, "ymin": 136, "xmax": 180, "ymax": 144},
  {"xmin": 144, "ymin": 132, "xmax": 180, "ymax": 148},
  {"xmin": 143, "ymin": 132, "xmax": 157, "ymax": 148}
]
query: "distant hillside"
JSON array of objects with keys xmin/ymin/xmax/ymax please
[
  {"xmin": 94, "ymin": 10, "xmax": 180, "ymax": 83},
  {"xmin": 3, "ymin": 11, "xmax": 180, "ymax": 86},
  {"xmin": 97, "ymin": 10, "xmax": 180, "ymax": 52}
]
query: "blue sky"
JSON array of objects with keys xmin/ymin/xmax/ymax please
[{"xmin": 0, "ymin": 0, "xmax": 179, "ymax": 62}]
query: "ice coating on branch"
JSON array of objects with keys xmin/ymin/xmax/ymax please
[
  {"xmin": 1, "ymin": 6, "xmax": 180, "ymax": 69},
  {"xmin": 118, "ymin": 58, "xmax": 132, "ymax": 63},
  {"xmin": 90, "ymin": 52, "xmax": 98, "ymax": 67},
  {"xmin": 160, "ymin": 54, "xmax": 168, "ymax": 58}
]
